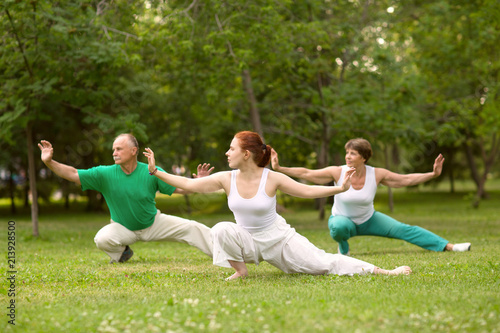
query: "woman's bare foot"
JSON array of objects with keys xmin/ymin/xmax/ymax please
[
  {"xmin": 225, "ymin": 271, "xmax": 248, "ymax": 281},
  {"xmin": 374, "ymin": 266, "xmax": 412, "ymax": 276},
  {"xmin": 388, "ymin": 266, "xmax": 412, "ymax": 276},
  {"xmin": 226, "ymin": 260, "xmax": 248, "ymax": 281}
]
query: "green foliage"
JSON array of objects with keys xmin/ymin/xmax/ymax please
[
  {"xmin": 1, "ymin": 1, "xmax": 148, "ymax": 159},
  {"xmin": 1, "ymin": 0, "xmax": 498, "ymax": 202},
  {"xmin": 400, "ymin": 0, "xmax": 499, "ymax": 146}
]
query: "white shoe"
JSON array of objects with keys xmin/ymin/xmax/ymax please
[{"xmin": 452, "ymin": 243, "xmax": 471, "ymax": 252}]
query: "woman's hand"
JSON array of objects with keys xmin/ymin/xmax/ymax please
[
  {"xmin": 143, "ymin": 148, "xmax": 157, "ymax": 173},
  {"xmin": 432, "ymin": 154, "xmax": 445, "ymax": 178},
  {"xmin": 193, "ymin": 163, "xmax": 215, "ymax": 178},
  {"xmin": 270, "ymin": 149, "xmax": 281, "ymax": 171},
  {"xmin": 340, "ymin": 167, "xmax": 356, "ymax": 192}
]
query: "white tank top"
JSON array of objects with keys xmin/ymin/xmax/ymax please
[
  {"xmin": 331, "ymin": 165, "xmax": 377, "ymax": 224},
  {"xmin": 227, "ymin": 168, "xmax": 277, "ymax": 232}
]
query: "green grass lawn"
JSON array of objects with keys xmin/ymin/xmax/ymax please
[{"xmin": 1, "ymin": 188, "xmax": 499, "ymax": 333}]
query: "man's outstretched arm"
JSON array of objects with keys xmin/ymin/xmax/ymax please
[{"xmin": 38, "ymin": 140, "xmax": 81, "ymax": 186}]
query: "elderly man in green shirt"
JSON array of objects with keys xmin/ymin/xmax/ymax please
[{"xmin": 38, "ymin": 134, "xmax": 213, "ymax": 263}]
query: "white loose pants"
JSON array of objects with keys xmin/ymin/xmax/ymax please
[
  {"xmin": 211, "ymin": 216, "xmax": 374, "ymax": 276},
  {"xmin": 94, "ymin": 210, "xmax": 212, "ymax": 262}
]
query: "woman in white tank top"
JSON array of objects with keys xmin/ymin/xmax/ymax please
[
  {"xmin": 144, "ymin": 132, "xmax": 411, "ymax": 280},
  {"xmin": 271, "ymin": 138, "xmax": 471, "ymax": 255}
]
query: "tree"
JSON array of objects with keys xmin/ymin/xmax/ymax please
[
  {"xmin": 1, "ymin": 1, "xmax": 155, "ymax": 230},
  {"xmin": 400, "ymin": 0, "xmax": 500, "ymax": 206}
]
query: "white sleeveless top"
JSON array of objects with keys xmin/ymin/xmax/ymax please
[
  {"xmin": 331, "ymin": 165, "xmax": 377, "ymax": 224},
  {"xmin": 227, "ymin": 168, "xmax": 277, "ymax": 232}
]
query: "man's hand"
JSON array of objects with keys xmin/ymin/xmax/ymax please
[
  {"xmin": 193, "ymin": 163, "xmax": 214, "ymax": 178},
  {"xmin": 37, "ymin": 140, "xmax": 81, "ymax": 185},
  {"xmin": 38, "ymin": 140, "xmax": 54, "ymax": 164}
]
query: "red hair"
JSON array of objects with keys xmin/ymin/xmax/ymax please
[{"xmin": 234, "ymin": 131, "xmax": 271, "ymax": 167}]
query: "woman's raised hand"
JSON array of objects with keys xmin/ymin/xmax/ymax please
[
  {"xmin": 270, "ymin": 149, "xmax": 280, "ymax": 170},
  {"xmin": 340, "ymin": 167, "xmax": 356, "ymax": 192},
  {"xmin": 432, "ymin": 154, "xmax": 445, "ymax": 178}
]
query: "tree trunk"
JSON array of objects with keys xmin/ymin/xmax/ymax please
[
  {"xmin": 26, "ymin": 123, "xmax": 39, "ymax": 237},
  {"xmin": 242, "ymin": 69, "xmax": 263, "ymax": 137},
  {"xmin": 463, "ymin": 133, "xmax": 498, "ymax": 207},
  {"xmin": 463, "ymin": 142, "xmax": 481, "ymax": 189},
  {"xmin": 316, "ymin": 72, "xmax": 330, "ymax": 220},
  {"xmin": 384, "ymin": 145, "xmax": 394, "ymax": 212},
  {"xmin": 317, "ymin": 111, "xmax": 329, "ymax": 220},
  {"xmin": 63, "ymin": 180, "xmax": 70, "ymax": 209},
  {"xmin": 447, "ymin": 149, "xmax": 455, "ymax": 193},
  {"xmin": 9, "ymin": 167, "xmax": 17, "ymax": 215},
  {"xmin": 477, "ymin": 134, "xmax": 499, "ymax": 200},
  {"xmin": 24, "ymin": 182, "xmax": 29, "ymax": 208},
  {"xmin": 184, "ymin": 195, "xmax": 192, "ymax": 215},
  {"xmin": 215, "ymin": 16, "xmax": 262, "ymax": 138}
]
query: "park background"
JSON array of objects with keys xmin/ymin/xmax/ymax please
[{"xmin": 1, "ymin": 0, "xmax": 499, "ymax": 332}]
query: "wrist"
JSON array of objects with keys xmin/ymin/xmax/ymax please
[{"xmin": 149, "ymin": 167, "xmax": 158, "ymax": 176}]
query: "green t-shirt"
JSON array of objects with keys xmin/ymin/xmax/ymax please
[{"xmin": 78, "ymin": 162, "xmax": 176, "ymax": 231}]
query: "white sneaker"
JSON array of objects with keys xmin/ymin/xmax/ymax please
[{"xmin": 452, "ymin": 243, "xmax": 471, "ymax": 252}]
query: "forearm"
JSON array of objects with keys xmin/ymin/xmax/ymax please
[
  {"xmin": 295, "ymin": 185, "xmax": 345, "ymax": 199},
  {"xmin": 44, "ymin": 160, "xmax": 81, "ymax": 185},
  {"xmin": 275, "ymin": 165, "xmax": 312, "ymax": 181},
  {"xmin": 155, "ymin": 170, "xmax": 193, "ymax": 191},
  {"xmin": 174, "ymin": 188, "xmax": 194, "ymax": 195},
  {"xmin": 312, "ymin": 185, "xmax": 345, "ymax": 198},
  {"xmin": 154, "ymin": 170, "xmax": 218, "ymax": 194},
  {"xmin": 408, "ymin": 172, "xmax": 436, "ymax": 185},
  {"xmin": 394, "ymin": 172, "xmax": 436, "ymax": 188}
]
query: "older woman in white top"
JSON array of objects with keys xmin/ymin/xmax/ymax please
[
  {"xmin": 271, "ymin": 138, "xmax": 471, "ymax": 255},
  {"xmin": 144, "ymin": 131, "xmax": 411, "ymax": 280}
]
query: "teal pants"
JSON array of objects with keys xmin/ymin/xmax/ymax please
[{"xmin": 328, "ymin": 211, "xmax": 449, "ymax": 255}]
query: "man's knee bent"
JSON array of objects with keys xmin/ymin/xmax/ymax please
[
  {"xmin": 94, "ymin": 227, "xmax": 126, "ymax": 251},
  {"xmin": 94, "ymin": 232, "xmax": 115, "ymax": 251}
]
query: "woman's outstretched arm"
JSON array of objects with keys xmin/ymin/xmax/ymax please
[
  {"xmin": 144, "ymin": 148, "xmax": 226, "ymax": 193},
  {"xmin": 378, "ymin": 154, "xmax": 444, "ymax": 188},
  {"xmin": 271, "ymin": 168, "xmax": 355, "ymax": 199},
  {"xmin": 271, "ymin": 148, "xmax": 340, "ymax": 184}
]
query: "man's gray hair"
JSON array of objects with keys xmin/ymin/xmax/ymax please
[{"xmin": 115, "ymin": 133, "xmax": 139, "ymax": 149}]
